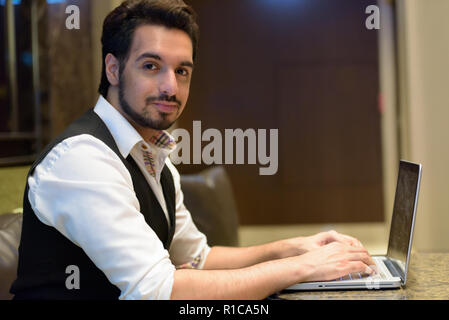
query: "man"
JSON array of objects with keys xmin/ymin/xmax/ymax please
[{"xmin": 11, "ymin": 0, "xmax": 375, "ymax": 300}]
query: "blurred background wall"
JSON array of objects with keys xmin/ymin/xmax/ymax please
[
  {"xmin": 179, "ymin": 0, "xmax": 384, "ymax": 227},
  {"xmin": 396, "ymin": 0, "xmax": 449, "ymax": 252}
]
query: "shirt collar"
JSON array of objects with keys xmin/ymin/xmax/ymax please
[
  {"xmin": 93, "ymin": 95, "xmax": 177, "ymax": 158},
  {"xmin": 149, "ymin": 131, "xmax": 176, "ymax": 151}
]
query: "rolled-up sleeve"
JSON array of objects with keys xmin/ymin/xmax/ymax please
[{"xmin": 28, "ymin": 135, "xmax": 176, "ymax": 300}]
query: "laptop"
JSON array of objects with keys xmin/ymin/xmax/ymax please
[{"xmin": 286, "ymin": 160, "xmax": 422, "ymax": 291}]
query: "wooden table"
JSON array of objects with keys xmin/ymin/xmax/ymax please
[{"xmin": 278, "ymin": 253, "xmax": 449, "ymax": 300}]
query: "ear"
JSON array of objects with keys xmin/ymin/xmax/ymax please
[{"xmin": 105, "ymin": 53, "xmax": 121, "ymax": 87}]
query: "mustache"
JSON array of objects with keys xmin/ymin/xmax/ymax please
[{"xmin": 146, "ymin": 94, "xmax": 181, "ymax": 107}]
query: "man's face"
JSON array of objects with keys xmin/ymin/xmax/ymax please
[{"xmin": 118, "ymin": 24, "xmax": 194, "ymax": 131}]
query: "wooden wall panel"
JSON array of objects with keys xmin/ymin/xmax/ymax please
[{"xmin": 175, "ymin": 0, "xmax": 384, "ymax": 224}]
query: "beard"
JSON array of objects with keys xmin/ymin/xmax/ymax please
[{"xmin": 118, "ymin": 76, "xmax": 181, "ymax": 131}]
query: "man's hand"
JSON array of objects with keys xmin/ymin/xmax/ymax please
[
  {"xmin": 276, "ymin": 230, "xmax": 368, "ymax": 258},
  {"xmin": 292, "ymin": 241, "xmax": 376, "ymax": 282},
  {"xmin": 300, "ymin": 230, "xmax": 365, "ymax": 252}
]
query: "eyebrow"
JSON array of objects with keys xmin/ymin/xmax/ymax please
[{"xmin": 136, "ymin": 52, "xmax": 194, "ymax": 69}]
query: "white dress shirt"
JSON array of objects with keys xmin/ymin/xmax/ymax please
[{"xmin": 27, "ymin": 96, "xmax": 211, "ymax": 300}]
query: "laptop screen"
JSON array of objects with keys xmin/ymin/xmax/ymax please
[{"xmin": 386, "ymin": 160, "xmax": 421, "ymax": 281}]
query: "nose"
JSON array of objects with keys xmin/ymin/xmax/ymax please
[{"xmin": 158, "ymin": 68, "xmax": 178, "ymax": 97}]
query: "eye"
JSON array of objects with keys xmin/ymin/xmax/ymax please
[
  {"xmin": 176, "ymin": 68, "xmax": 189, "ymax": 77},
  {"xmin": 143, "ymin": 63, "xmax": 157, "ymax": 70}
]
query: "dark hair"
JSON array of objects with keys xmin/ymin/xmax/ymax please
[{"xmin": 98, "ymin": 0, "xmax": 199, "ymax": 97}]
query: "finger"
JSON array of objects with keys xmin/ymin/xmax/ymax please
[
  {"xmin": 327, "ymin": 261, "xmax": 373, "ymax": 281},
  {"xmin": 347, "ymin": 261, "xmax": 376, "ymax": 276},
  {"xmin": 339, "ymin": 234, "xmax": 364, "ymax": 248},
  {"xmin": 341, "ymin": 261, "xmax": 375, "ymax": 276},
  {"xmin": 346, "ymin": 236, "xmax": 363, "ymax": 247},
  {"xmin": 326, "ymin": 231, "xmax": 363, "ymax": 248},
  {"xmin": 346, "ymin": 251, "xmax": 376, "ymax": 267}
]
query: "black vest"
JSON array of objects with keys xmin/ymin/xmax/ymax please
[{"xmin": 10, "ymin": 109, "xmax": 176, "ymax": 300}]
